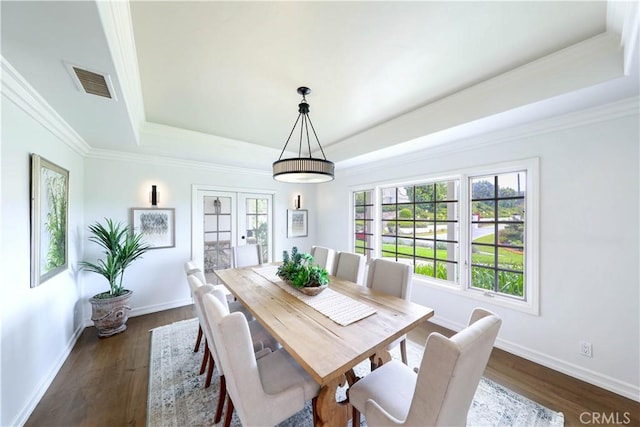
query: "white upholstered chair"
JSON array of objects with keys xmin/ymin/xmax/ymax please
[
  {"xmin": 349, "ymin": 308, "xmax": 502, "ymax": 427},
  {"xmin": 184, "ymin": 260, "xmax": 207, "ymax": 351},
  {"xmin": 310, "ymin": 245, "xmax": 336, "ymax": 275},
  {"xmin": 185, "ymin": 263, "xmax": 253, "ymax": 320},
  {"xmin": 365, "ymin": 258, "xmax": 413, "ymax": 364},
  {"xmin": 334, "ymin": 251, "xmax": 366, "ymax": 285},
  {"xmin": 184, "ymin": 260, "xmax": 207, "ymax": 284},
  {"xmin": 186, "ymin": 273, "xmax": 254, "ymax": 382},
  {"xmin": 193, "ymin": 284, "xmax": 277, "ymax": 423},
  {"xmin": 202, "ymin": 290, "xmax": 320, "ymax": 427},
  {"xmin": 231, "ymin": 243, "xmax": 263, "ymax": 268}
]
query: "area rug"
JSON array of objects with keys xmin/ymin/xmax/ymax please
[{"xmin": 147, "ymin": 318, "xmax": 564, "ymax": 427}]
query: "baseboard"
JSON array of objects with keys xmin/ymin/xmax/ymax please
[
  {"xmin": 10, "ymin": 322, "xmax": 85, "ymax": 427},
  {"xmin": 429, "ymin": 316, "xmax": 640, "ymax": 402},
  {"xmin": 129, "ymin": 298, "xmax": 193, "ymax": 318},
  {"xmin": 82, "ymin": 298, "xmax": 194, "ymax": 328},
  {"xmin": 496, "ymin": 338, "xmax": 640, "ymax": 403}
]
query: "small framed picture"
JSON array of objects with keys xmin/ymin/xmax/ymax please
[
  {"xmin": 30, "ymin": 154, "xmax": 69, "ymax": 287},
  {"xmin": 131, "ymin": 208, "xmax": 175, "ymax": 249},
  {"xmin": 287, "ymin": 209, "xmax": 308, "ymax": 238}
]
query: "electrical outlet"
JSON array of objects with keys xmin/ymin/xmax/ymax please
[{"xmin": 579, "ymin": 341, "xmax": 593, "ymax": 358}]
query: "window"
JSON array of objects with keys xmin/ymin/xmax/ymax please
[
  {"xmin": 380, "ymin": 181, "xmax": 459, "ymax": 282},
  {"xmin": 350, "ymin": 159, "xmax": 538, "ymax": 314},
  {"xmin": 353, "ymin": 190, "xmax": 374, "ymax": 261},
  {"xmin": 469, "ymin": 172, "xmax": 526, "ymax": 299}
]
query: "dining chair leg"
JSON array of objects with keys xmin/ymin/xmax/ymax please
[
  {"xmin": 193, "ymin": 325, "xmax": 203, "ymax": 352},
  {"xmin": 223, "ymin": 395, "xmax": 234, "ymax": 427},
  {"xmin": 352, "ymin": 406, "xmax": 361, "ymax": 426},
  {"xmin": 400, "ymin": 339, "xmax": 408, "ymax": 365},
  {"xmin": 311, "ymin": 397, "xmax": 318, "ymax": 425},
  {"xmin": 214, "ymin": 375, "xmax": 226, "ymax": 423},
  {"xmin": 205, "ymin": 353, "xmax": 215, "ymax": 388},
  {"xmin": 199, "ymin": 343, "xmax": 209, "ymax": 375}
]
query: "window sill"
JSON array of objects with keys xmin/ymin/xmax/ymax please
[{"xmin": 412, "ymin": 275, "xmax": 540, "ymax": 316}]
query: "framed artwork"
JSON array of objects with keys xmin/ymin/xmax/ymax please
[
  {"xmin": 287, "ymin": 209, "xmax": 308, "ymax": 238},
  {"xmin": 30, "ymin": 154, "xmax": 69, "ymax": 287},
  {"xmin": 131, "ymin": 208, "xmax": 175, "ymax": 249}
]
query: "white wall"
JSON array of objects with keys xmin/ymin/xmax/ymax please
[
  {"xmin": 1, "ymin": 70, "xmax": 637, "ymax": 427},
  {"xmin": 81, "ymin": 152, "xmax": 318, "ymax": 321},
  {"xmin": 317, "ymin": 98, "xmax": 640, "ymax": 400},
  {"xmin": 1, "ymin": 97, "xmax": 86, "ymax": 426}
]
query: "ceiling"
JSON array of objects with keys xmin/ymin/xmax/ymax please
[{"xmin": 1, "ymin": 1, "xmax": 638, "ymax": 171}]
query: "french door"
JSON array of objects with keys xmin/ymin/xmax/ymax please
[{"xmin": 192, "ymin": 186, "xmax": 273, "ymax": 283}]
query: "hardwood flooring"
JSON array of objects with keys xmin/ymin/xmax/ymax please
[
  {"xmin": 409, "ymin": 323, "xmax": 639, "ymax": 427},
  {"xmin": 25, "ymin": 305, "xmax": 194, "ymax": 427},
  {"xmin": 26, "ymin": 306, "xmax": 638, "ymax": 427}
]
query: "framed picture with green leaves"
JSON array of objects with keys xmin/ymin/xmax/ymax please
[{"xmin": 30, "ymin": 154, "xmax": 69, "ymax": 287}]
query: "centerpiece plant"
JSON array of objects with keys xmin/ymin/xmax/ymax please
[{"xmin": 277, "ymin": 246, "xmax": 329, "ymax": 289}]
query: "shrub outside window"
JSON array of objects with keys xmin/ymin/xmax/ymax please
[
  {"xmin": 350, "ymin": 159, "xmax": 538, "ymax": 314},
  {"xmin": 469, "ymin": 171, "xmax": 526, "ymax": 299},
  {"xmin": 380, "ymin": 181, "xmax": 459, "ymax": 283}
]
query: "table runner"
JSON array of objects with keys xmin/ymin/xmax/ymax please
[{"xmin": 253, "ymin": 266, "xmax": 377, "ymax": 326}]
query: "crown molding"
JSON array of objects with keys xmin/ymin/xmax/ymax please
[
  {"xmin": 340, "ymin": 96, "xmax": 639, "ymax": 177},
  {"xmin": 1, "ymin": 57, "xmax": 90, "ymax": 156},
  {"xmin": 607, "ymin": 0, "xmax": 639, "ymax": 76},
  {"xmin": 96, "ymin": 0, "xmax": 145, "ymax": 145},
  {"xmin": 85, "ymin": 147, "xmax": 272, "ymax": 177},
  {"xmin": 328, "ymin": 31, "xmax": 625, "ymax": 164},
  {"xmin": 140, "ymin": 121, "xmax": 279, "ymax": 155}
]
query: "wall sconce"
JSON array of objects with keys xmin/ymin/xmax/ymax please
[
  {"xmin": 294, "ymin": 194, "xmax": 301, "ymax": 210},
  {"xmin": 150, "ymin": 185, "xmax": 159, "ymax": 206}
]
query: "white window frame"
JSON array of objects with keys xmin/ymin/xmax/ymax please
[
  {"xmin": 349, "ymin": 158, "xmax": 539, "ymax": 315},
  {"xmin": 350, "ymin": 186, "xmax": 378, "ymax": 260}
]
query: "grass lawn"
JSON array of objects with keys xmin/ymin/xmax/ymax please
[{"xmin": 358, "ymin": 233, "xmax": 522, "ymax": 269}]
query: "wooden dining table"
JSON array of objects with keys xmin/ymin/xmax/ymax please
[{"xmin": 215, "ymin": 263, "xmax": 434, "ymax": 427}]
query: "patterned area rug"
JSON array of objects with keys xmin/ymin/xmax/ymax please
[{"xmin": 147, "ymin": 318, "xmax": 564, "ymax": 427}]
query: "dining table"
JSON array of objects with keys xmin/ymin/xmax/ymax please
[{"xmin": 215, "ymin": 263, "xmax": 435, "ymax": 427}]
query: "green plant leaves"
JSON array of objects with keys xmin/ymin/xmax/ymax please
[
  {"xmin": 277, "ymin": 246, "xmax": 329, "ymax": 288},
  {"xmin": 80, "ymin": 218, "xmax": 151, "ymax": 296}
]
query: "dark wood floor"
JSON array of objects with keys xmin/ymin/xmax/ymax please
[{"xmin": 27, "ymin": 306, "xmax": 638, "ymax": 427}]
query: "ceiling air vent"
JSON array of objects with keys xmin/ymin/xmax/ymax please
[
  {"xmin": 64, "ymin": 62, "xmax": 117, "ymax": 101},
  {"xmin": 73, "ymin": 67, "xmax": 111, "ymax": 98}
]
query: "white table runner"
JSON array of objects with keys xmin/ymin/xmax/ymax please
[{"xmin": 253, "ymin": 266, "xmax": 377, "ymax": 326}]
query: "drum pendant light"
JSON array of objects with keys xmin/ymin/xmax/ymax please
[{"xmin": 272, "ymin": 87, "xmax": 335, "ymax": 183}]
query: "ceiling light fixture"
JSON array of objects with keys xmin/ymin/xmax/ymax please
[{"xmin": 273, "ymin": 87, "xmax": 334, "ymax": 183}]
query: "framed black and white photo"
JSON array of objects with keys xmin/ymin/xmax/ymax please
[
  {"xmin": 287, "ymin": 209, "xmax": 308, "ymax": 238},
  {"xmin": 30, "ymin": 154, "xmax": 69, "ymax": 287},
  {"xmin": 131, "ymin": 208, "xmax": 175, "ymax": 249}
]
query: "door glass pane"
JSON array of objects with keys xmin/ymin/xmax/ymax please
[
  {"xmin": 203, "ymin": 196, "xmax": 233, "ymax": 284},
  {"xmin": 245, "ymin": 197, "xmax": 270, "ymax": 262}
]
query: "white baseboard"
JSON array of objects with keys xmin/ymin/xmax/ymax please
[
  {"xmin": 129, "ymin": 298, "xmax": 193, "ymax": 318},
  {"xmin": 82, "ymin": 298, "xmax": 194, "ymax": 328},
  {"xmin": 429, "ymin": 316, "xmax": 640, "ymax": 402},
  {"xmin": 496, "ymin": 338, "xmax": 640, "ymax": 403},
  {"xmin": 11, "ymin": 322, "xmax": 85, "ymax": 427}
]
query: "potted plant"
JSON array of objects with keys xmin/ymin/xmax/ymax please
[
  {"xmin": 80, "ymin": 218, "xmax": 151, "ymax": 337},
  {"xmin": 276, "ymin": 246, "xmax": 329, "ymax": 295}
]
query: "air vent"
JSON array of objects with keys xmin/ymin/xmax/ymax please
[
  {"xmin": 64, "ymin": 61, "xmax": 117, "ymax": 101},
  {"xmin": 72, "ymin": 67, "xmax": 111, "ymax": 98}
]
